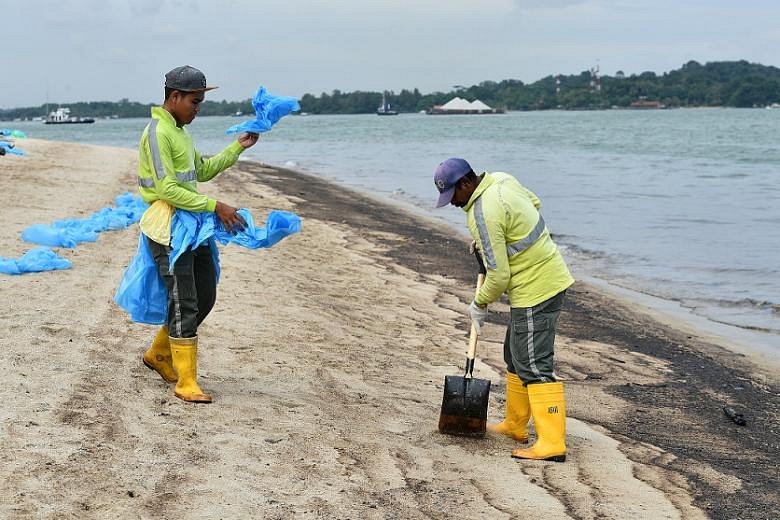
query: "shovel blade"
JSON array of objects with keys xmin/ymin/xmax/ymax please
[{"xmin": 438, "ymin": 375, "xmax": 491, "ymax": 437}]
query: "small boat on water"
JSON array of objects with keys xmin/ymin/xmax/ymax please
[
  {"xmin": 44, "ymin": 107, "xmax": 95, "ymax": 124},
  {"xmin": 376, "ymin": 92, "xmax": 398, "ymax": 116}
]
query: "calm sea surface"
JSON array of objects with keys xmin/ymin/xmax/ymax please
[{"xmin": 6, "ymin": 109, "xmax": 780, "ymax": 355}]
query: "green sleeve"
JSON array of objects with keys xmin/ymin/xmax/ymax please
[
  {"xmin": 195, "ymin": 141, "xmax": 245, "ymax": 182},
  {"xmin": 474, "ymin": 214, "xmax": 511, "ymax": 306},
  {"xmin": 151, "ymin": 133, "xmax": 215, "ymax": 212},
  {"xmin": 522, "ymin": 186, "xmax": 542, "ymax": 210}
]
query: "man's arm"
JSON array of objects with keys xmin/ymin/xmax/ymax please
[
  {"xmin": 473, "ymin": 215, "xmax": 511, "ymax": 306},
  {"xmin": 195, "ymin": 132, "xmax": 260, "ymax": 182},
  {"xmin": 148, "ymin": 133, "xmax": 216, "ymax": 212}
]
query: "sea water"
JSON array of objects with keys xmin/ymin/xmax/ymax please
[{"xmin": 7, "ymin": 109, "xmax": 780, "ymax": 355}]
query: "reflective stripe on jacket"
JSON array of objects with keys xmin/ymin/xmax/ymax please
[
  {"xmin": 137, "ymin": 106, "xmax": 244, "ymax": 215},
  {"xmin": 464, "ymin": 172, "xmax": 574, "ymax": 308}
]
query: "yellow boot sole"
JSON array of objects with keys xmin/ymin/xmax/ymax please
[
  {"xmin": 173, "ymin": 389, "xmax": 213, "ymax": 403},
  {"xmin": 511, "ymin": 448, "xmax": 566, "ymax": 462}
]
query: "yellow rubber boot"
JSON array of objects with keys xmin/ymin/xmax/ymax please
[
  {"xmin": 169, "ymin": 336, "xmax": 212, "ymax": 403},
  {"xmin": 142, "ymin": 326, "xmax": 177, "ymax": 383},
  {"xmin": 511, "ymin": 382, "xmax": 566, "ymax": 462},
  {"xmin": 487, "ymin": 372, "xmax": 530, "ymax": 443}
]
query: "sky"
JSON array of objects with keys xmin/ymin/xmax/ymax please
[{"xmin": 3, "ymin": 0, "xmax": 780, "ymax": 108}]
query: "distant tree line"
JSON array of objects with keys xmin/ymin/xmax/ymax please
[
  {"xmin": 3, "ymin": 60, "xmax": 780, "ymax": 120},
  {"xmin": 305, "ymin": 60, "xmax": 780, "ymax": 113}
]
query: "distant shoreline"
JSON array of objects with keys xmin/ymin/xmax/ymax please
[{"xmin": 1, "ymin": 104, "xmax": 774, "ymax": 123}]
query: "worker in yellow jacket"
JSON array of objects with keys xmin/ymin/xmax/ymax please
[
  {"xmin": 138, "ymin": 65, "xmax": 258, "ymax": 403},
  {"xmin": 434, "ymin": 157, "xmax": 574, "ymax": 462}
]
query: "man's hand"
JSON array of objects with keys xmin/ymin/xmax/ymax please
[
  {"xmin": 215, "ymin": 201, "xmax": 246, "ymax": 233},
  {"xmin": 238, "ymin": 132, "xmax": 260, "ymax": 149},
  {"xmin": 468, "ymin": 300, "xmax": 488, "ymax": 335}
]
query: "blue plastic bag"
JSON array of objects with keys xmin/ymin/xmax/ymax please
[
  {"xmin": 169, "ymin": 208, "xmax": 301, "ymax": 267},
  {"xmin": 0, "ymin": 247, "xmax": 71, "ymax": 275},
  {"xmin": 225, "ymin": 86, "xmax": 300, "ymax": 135},
  {"xmin": 114, "ymin": 235, "xmax": 168, "ymax": 324},
  {"xmin": 214, "ymin": 209, "xmax": 302, "ymax": 249},
  {"xmin": 0, "ymin": 141, "xmax": 24, "ymax": 156},
  {"xmin": 22, "ymin": 224, "xmax": 97, "ymax": 248},
  {"xmin": 0, "ymin": 129, "xmax": 27, "ymax": 138},
  {"xmin": 22, "ymin": 192, "xmax": 147, "ymax": 248},
  {"xmin": 115, "ymin": 208, "xmax": 301, "ymax": 324}
]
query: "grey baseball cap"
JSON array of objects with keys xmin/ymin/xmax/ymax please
[{"xmin": 164, "ymin": 65, "xmax": 218, "ymax": 92}]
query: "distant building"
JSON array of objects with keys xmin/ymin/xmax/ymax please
[
  {"xmin": 629, "ymin": 99, "xmax": 666, "ymax": 109},
  {"xmin": 428, "ymin": 97, "xmax": 504, "ymax": 114}
]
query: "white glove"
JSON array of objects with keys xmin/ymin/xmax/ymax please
[{"xmin": 468, "ymin": 300, "xmax": 488, "ymax": 335}]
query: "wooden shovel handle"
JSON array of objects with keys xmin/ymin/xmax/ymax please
[{"xmin": 466, "ymin": 273, "xmax": 485, "ymax": 361}]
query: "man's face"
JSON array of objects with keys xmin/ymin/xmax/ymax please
[
  {"xmin": 170, "ymin": 91, "xmax": 205, "ymax": 126},
  {"xmin": 450, "ymin": 177, "xmax": 472, "ymax": 208}
]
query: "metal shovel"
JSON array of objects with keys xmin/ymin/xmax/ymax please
[{"xmin": 438, "ymin": 252, "xmax": 491, "ymax": 437}]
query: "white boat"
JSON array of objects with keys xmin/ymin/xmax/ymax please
[
  {"xmin": 376, "ymin": 92, "xmax": 398, "ymax": 116},
  {"xmin": 44, "ymin": 107, "xmax": 95, "ymax": 124}
]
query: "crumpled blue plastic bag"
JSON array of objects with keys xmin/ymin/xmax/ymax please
[
  {"xmin": 0, "ymin": 141, "xmax": 24, "ymax": 156},
  {"xmin": 22, "ymin": 224, "xmax": 97, "ymax": 248},
  {"xmin": 225, "ymin": 86, "xmax": 300, "ymax": 135},
  {"xmin": 22, "ymin": 192, "xmax": 147, "ymax": 247},
  {"xmin": 114, "ymin": 235, "xmax": 168, "ymax": 324},
  {"xmin": 0, "ymin": 247, "xmax": 71, "ymax": 275},
  {"xmin": 115, "ymin": 208, "xmax": 301, "ymax": 324},
  {"xmin": 170, "ymin": 208, "xmax": 301, "ymax": 267},
  {"xmin": 0, "ymin": 129, "xmax": 27, "ymax": 138},
  {"xmin": 215, "ymin": 209, "xmax": 302, "ymax": 249}
]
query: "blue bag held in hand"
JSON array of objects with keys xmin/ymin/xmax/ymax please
[
  {"xmin": 115, "ymin": 208, "xmax": 301, "ymax": 324},
  {"xmin": 225, "ymin": 86, "xmax": 300, "ymax": 135},
  {"xmin": 214, "ymin": 209, "xmax": 301, "ymax": 249}
]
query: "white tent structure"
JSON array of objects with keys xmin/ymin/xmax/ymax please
[
  {"xmin": 469, "ymin": 99, "xmax": 493, "ymax": 111},
  {"xmin": 428, "ymin": 97, "xmax": 502, "ymax": 114},
  {"xmin": 440, "ymin": 97, "xmax": 474, "ymax": 111}
]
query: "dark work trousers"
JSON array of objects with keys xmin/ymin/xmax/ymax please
[
  {"xmin": 503, "ymin": 290, "xmax": 566, "ymax": 385},
  {"xmin": 148, "ymin": 237, "xmax": 217, "ymax": 339}
]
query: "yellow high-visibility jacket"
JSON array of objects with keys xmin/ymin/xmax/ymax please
[
  {"xmin": 464, "ymin": 172, "xmax": 574, "ymax": 308},
  {"xmin": 136, "ymin": 106, "xmax": 245, "ymax": 241}
]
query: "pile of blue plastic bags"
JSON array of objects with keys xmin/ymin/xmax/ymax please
[
  {"xmin": 0, "ymin": 192, "xmax": 146, "ymax": 275},
  {"xmin": 0, "ymin": 129, "xmax": 26, "ymax": 156}
]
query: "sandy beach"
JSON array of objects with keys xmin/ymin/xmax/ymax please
[{"xmin": 0, "ymin": 139, "xmax": 777, "ymax": 520}]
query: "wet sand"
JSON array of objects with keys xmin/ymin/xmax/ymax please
[{"xmin": 0, "ymin": 139, "xmax": 777, "ymax": 519}]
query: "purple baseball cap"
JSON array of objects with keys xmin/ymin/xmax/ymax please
[{"xmin": 434, "ymin": 158, "xmax": 472, "ymax": 207}]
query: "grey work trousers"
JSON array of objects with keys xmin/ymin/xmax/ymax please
[
  {"xmin": 148, "ymin": 237, "xmax": 217, "ymax": 339},
  {"xmin": 503, "ymin": 290, "xmax": 566, "ymax": 385}
]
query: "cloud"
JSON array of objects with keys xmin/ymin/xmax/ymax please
[
  {"xmin": 514, "ymin": 0, "xmax": 591, "ymax": 8},
  {"xmin": 3, "ymin": 0, "xmax": 780, "ymax": 109},
  {"xmin": 128, "ymin": 0, "xmax": 168, "ymax": 17}
]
